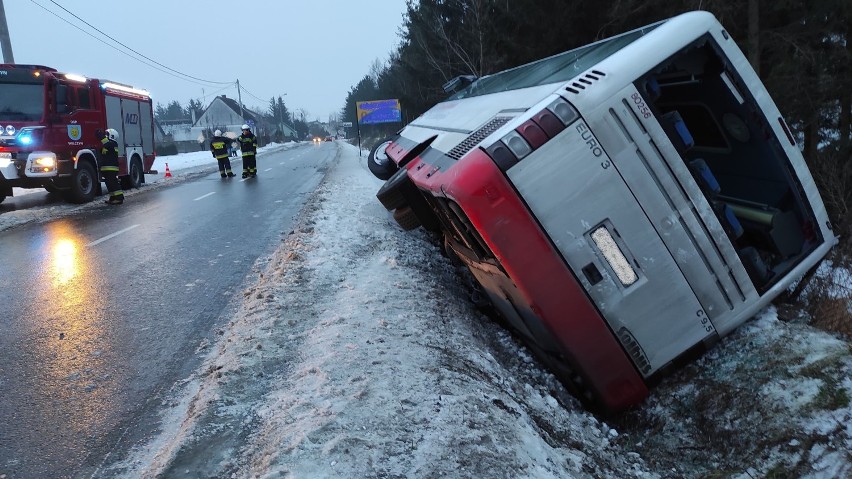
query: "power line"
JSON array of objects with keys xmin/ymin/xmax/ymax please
[
  {"xmin": 238, "ymin": 83, "xmax": 268, "ymax": 104},
  {"xmin": 34, "ymin": 0, "xmax": 276, "ymax": 110},
  {"xmin": 27, "ymin": 0, "xmax": 216, "ymax": 88},
  {"xmin": 37, "ymin": 0, "xmax": 232, "ymax": 87}
]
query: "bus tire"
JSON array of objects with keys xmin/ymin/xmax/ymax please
[
  {"xmin": 121, "ymin": 157, "xmax": 144, "ymax": 190},
  {"xmin": 393, "ymin": 206, "xmax": 421, "ymax": 231},
  {"xmin": 64, "ymin": 160, "xmax": 98, "ymax": 203},
  {"xmin": 376, "ymin": 167, "xmax": 410, "ymax": 210},
  {"xmin": 367, "ymin": 136, "xmax": 398, "ymax": 181}
]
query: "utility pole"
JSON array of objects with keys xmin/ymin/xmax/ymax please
[
  {"xmin": 0, "ymin": 0, "xmax": 15, "ymax": 63},
  {"xmin": 235, "ymin": 79, "xmax": 245, "ymax": 119}
]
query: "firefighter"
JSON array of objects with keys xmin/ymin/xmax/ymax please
[
  {"xmin": 96, "ymin": 128, "xmax": 123, "ymax": 205},
  {"xmin": 238, "ymin": 123, "xmax": 258, "ymax": 178},
  {"xmin": 210, "ymin": 130, "xmax": 236, "ymax": 178}
]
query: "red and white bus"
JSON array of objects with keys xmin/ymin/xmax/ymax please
[{"xmin": 368, "ymin": 11, "xmax": 837, "ymax": 413}]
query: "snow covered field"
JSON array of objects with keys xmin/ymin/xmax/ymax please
[{"xmin": 2, "ymin": 143, "xmax": 850, "ymax": 478}]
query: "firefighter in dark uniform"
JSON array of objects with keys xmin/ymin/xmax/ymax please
[
  {"xmin": 238, "ymin": 123, "xmax": 258, "ymax": 178},
  {"xmin": 210, "ymin": 130, "xmax": 236, "ymax": 178},
  {"xmin": 97, "ymin": 128, "xmax": 123, "ymax": 204}
]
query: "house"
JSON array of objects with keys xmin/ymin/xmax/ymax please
[
  {"xmin": 192, "ymin": 95, "xmax": 264, "ymax": 146},
  {"xmin": 157, "ymin": 118, "xmax": 203, "ymax": 154}
]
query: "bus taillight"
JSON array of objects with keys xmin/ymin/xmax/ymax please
[{"xmin": 485, "ymin": 97, "xmax": 579, "ymax": 171}]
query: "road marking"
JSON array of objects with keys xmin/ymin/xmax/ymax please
[
  {"xmin": 87, "ymin": 224, "xmax": 140, "ymax": 247},
  {"xmin": 194, "ymin": 192, "xmax": 216, "ymax": 201},
  {"xmin": 264, "ymin": 168, "xmax": 272, "ymax": 172}
]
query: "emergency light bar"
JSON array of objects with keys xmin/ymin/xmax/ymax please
[
  {"xmin": 101, "ymin": 82, "xmax": 150, "ymax": 97},
  {"xmin": 65, "ymin": 74, "xmax": 88, "ymax": 83}
]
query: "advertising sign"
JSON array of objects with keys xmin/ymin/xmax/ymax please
[{"xmin": 356, "ymin": 99, "xmax": 402, "ymax": 125}]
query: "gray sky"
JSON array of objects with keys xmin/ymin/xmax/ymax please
[{"xmin": 4, "ymin": 0, "xmax": 409, "ymax": 122}]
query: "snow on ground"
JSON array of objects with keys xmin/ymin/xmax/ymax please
[{"xmin": 3, "ymin": 142, "xmax": 850, "ymax": 478}]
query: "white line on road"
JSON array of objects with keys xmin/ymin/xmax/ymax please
[
  {"xmin": 264, "ymin": 168, "xmax": 272, "ymax": 172},
  {"xmin": 194, "ymin": 192, "xmax": 216, "ymax": 201},
  {"xmin": 86, "ymin": 224, "xmax": 140, "ymax": 247}
]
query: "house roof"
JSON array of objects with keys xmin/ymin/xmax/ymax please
[{"xmin": 194, "ymin": 95, "xmax": 260, "ymax": 127}]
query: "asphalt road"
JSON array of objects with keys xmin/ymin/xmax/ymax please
[{"xmin": 0, "ymin": 142, "xmax": 339, "ymax": 478}]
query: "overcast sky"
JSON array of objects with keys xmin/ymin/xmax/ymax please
[{"xmin": 3, "ymin": 0, "xmax": 408, "ymax": 122}]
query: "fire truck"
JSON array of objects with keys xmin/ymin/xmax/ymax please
[
  {"xmin": 0, "ymin": 64, "xmax": 156, "ymax": 204},
  {"xmin": 368, "ymin": 12, "xmax": 836, "ymax": 413}
]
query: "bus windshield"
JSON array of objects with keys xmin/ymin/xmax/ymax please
[
  {"xmin": 0, "ymin": 83, "xmax": 45, "ymax": 122},
  {"xmin": 450, "ymin": 22, "xmax": 662, "ymax": 100}
]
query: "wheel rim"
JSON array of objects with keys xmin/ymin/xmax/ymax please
[
  {"xmin": 132, "ymin": 162, "xmax": 142, "ymax": 185},
  {"xmin": 372, "ymin": 141, "xmax": 392, "ymax": 165},
  {"xmin": 78, "ymin": 170, "xmax": 92, "ymax": 193}
]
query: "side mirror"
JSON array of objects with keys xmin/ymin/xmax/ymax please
[{"xmin": 442, "ymin": 75, "xmax": 478, "ymax": 94}]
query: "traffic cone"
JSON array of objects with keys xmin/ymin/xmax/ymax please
[{"xmin": 164, "ymin": 163, "xmax": 172, "ymax": 178}]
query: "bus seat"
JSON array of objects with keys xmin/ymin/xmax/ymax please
[
  {"xmin": 661, "ymin": 110, "xmax": 694, "ymax": 154},
  {"xmin": 644, "ymin": 77, "xmax": 661, "ymax": 101},
  {"xmin": 712, "ymin": 201, "xmax": 744, "ymax": 240},
  {"xmin": 738, "ymin": 246, "xmax": 773, "ymax": 284},
  {"xmin": 688, "ymin": 158, "xmax": 721, "ymax": 196}
]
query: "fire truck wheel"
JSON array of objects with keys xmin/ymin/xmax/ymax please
[
  {"xmin": 376, "ymin": 167, "xmax": 410, "ymax": 210},
  {"xmin": 393, "ymin": 206, "xmax": 421, "ymax": 231},
  {"xmin": 367, "ymin": 136, "xmax": 398, "ymax": 181},
  {"xmin": 65, "ymin": 161, "xmax": 97, "ymax": 203},
  {"xmin": 121, "ymin": 158, "xmax": 144, "ymax": 190}
]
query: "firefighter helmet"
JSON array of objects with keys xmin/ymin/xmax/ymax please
[
  {"xmin": 106, "ymin": 128, "xmax": 119, "ymax": 141},
  {"xmin": 241, "ymin": 124, "xmax": 250, "ymax": 131},
  {"xmin": 214, "ymin": 129, "xmax": 222, "ymax": 136}
]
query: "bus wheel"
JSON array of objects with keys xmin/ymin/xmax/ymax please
[
  {"xmin": 65, "ymin": 161, "xmax": 97, "ymax": 203},
  {"xmin": 393, "ymin": 207, "xmax": 421, "ymax": 231},
  {"xmin": 367, "ymin": 136, "xmax": 398, "ymax": 180},
  {"xmin": 376, "ymin": 167, "xmax": 410, "ymax": 210},
  {"xmin": 121, "ymin": 157, "xmax": 144, "ymax": 190}
]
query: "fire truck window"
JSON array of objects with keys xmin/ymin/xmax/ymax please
[
  {"xmin": 77, "ymin": 87, "xmax": 91, "ymax": 109},
  {"xmin": 55, "ymin": 84, "xmax": 70, "ymax": 114}
]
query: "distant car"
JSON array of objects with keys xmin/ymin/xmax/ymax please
[
  {"xmin": 324, "ymin": 136, "xmax": 333, "ymax": 142},
  {"xmin": 312, "ymin": 137, "xmax": 321, "ymax": 144}
]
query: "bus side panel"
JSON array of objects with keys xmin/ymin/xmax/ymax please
[{"xmin": 427, "ymin": 150, "xmax": 649, "ymax": 411}]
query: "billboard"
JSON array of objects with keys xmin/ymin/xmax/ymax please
[{"xmin": 356, "ymin": 99, "xmax": 402, "ymax": 125}]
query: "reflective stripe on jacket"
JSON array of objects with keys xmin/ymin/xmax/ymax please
[
  {"xmin": 99, "ymin": 137, "xmax": 120, "ymax": 169},
  {"xmin": 238, "ymin": 133, "xmax": 257, "ymax": 156},
  {"xmin": 210, "ymin": 136, "xmax": 231, "ymax": 159}
]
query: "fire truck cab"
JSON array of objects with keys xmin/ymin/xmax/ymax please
[{"xmin": 0, "ymin": 64, "xmax": 156, "ymax": 204}]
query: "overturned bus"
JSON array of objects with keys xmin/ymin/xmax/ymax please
[{"xmin": 367, "ymin": 11, "xmax": 837, "ymax": 413}]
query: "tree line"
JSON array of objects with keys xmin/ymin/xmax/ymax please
[{"xmin": 341, "ymin": 0, "xmax": 852, "ymax": 253}]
